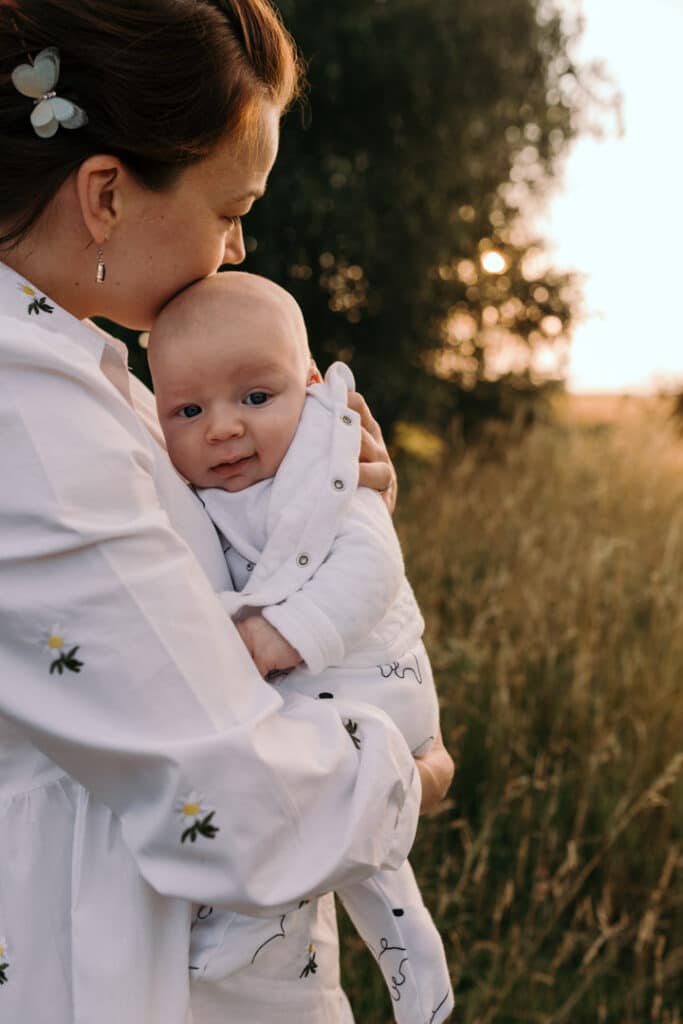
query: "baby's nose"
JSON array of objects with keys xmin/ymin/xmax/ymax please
[{"xmin": 206, "ymin": 413, "xmax": 244, "ymax": 442}]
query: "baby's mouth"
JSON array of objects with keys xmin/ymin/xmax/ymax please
[{"xmin": 211, "ymin": 454, "xmax": 255, "ymax": 474}]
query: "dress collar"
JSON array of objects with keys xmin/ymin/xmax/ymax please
[{"xmin": 0, "ymin": 259, "xmax": 133, "ymax": 402}]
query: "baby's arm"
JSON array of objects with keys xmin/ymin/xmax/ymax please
[
  {"xmin": 262, "ymin": 488, "xmax": 406, "ymax": 675},
  {"xmin": 236, "ymin": 614, "xmax": 302, "ymax": 680}
]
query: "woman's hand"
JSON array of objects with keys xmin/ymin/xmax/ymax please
[
  {"xmin": 347, "ymin": 390, "xmax": 398, "ymax": 515},
  {"xmin": 415, "ymin": 730, "xmax": 455, "ymax": 814}
]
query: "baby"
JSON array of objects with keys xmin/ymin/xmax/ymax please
[{"xmin": 148, "ymin": 272, "xmax": 453, "ymax": 1024}]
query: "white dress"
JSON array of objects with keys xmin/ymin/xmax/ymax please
[
  {"xmin": 0, "ymin": 262, "xmax": 421, "ymax": 1024},
  {"xmin": 192, "ymin": 365, "xmax": 454, "ymax": 1024}
]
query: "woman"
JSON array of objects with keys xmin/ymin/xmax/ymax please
[{"xmin": 0, "ymin": 3, "xmax": 454, "ymax": 1023}]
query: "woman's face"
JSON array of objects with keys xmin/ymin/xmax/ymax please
[{"xmin": 104, "ymin": 103, "xmax": 280, "ymax": 330}]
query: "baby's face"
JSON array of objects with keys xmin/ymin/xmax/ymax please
[{"xmin": 151, "ymin": 284, "xmax": 311, "ymax": 492}]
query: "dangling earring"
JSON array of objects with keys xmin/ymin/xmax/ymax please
[{"xmin": 96, "ymin": 247, "xmax": 106, "ymax": 284}]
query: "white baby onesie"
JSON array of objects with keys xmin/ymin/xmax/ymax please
[{"xmin": 191, "ymin": 363, "xmax": 454, "ymax": 1024}]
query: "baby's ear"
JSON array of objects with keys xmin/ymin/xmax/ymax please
[{"xmin": 307, "ymin": 358, "xmax": 323, "ymax": 385}]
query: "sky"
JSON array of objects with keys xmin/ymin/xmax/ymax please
[{"xmin": 538, "ymin": 0, "xmax": 683, "ymax": 393}]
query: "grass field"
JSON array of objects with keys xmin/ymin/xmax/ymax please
[{"xmin": 339, "ymin": 395, "xmax": 683, "ymax": 1023}]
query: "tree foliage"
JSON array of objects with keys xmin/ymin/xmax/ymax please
[
  {"xmin": 237, "ymin": 0, "xmax": 612, "ymax": 436},
  {"xmin": 116, "ymin": 0, "xmax": 614, "ymax": 437}
]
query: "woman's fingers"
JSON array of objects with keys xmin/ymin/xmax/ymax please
[
  {"xmin": 349, "ymin": 390, "xmax": 399, "ymax": 514},
  {"xmin": 347, "ymin": 390, "xmax": 383, "ymax": 443},
  {"xmin": 415, "ymin": 731, "xmax": 455, "ymax": 814},
  {"xmin": 358, "ymin": 458, "xmax": 398, "ymax": 514}
]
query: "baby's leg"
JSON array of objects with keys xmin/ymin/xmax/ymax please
[
  {"xmin": 190, "ymin": 895, "xmax": 355, "ymax": 1023},
  {"xmin": 337, "ymin": 861, "xmax": 454, "ymax": 1024},
  {"xmin": 280, "ymin": 640, "xmax": 439, "ymax": 756}
]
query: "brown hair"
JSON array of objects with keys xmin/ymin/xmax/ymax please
[{"xmin": 0, "ymin": 0, "xmax": 301, "ymax": 248}]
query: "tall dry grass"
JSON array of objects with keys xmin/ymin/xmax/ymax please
[{"xmin": 340, "ymin": 398, "xmax": 683, "ymax": 1023}]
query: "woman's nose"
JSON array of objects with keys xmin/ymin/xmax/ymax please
[{"xmin": 222, "ymin": 222, "xmax": 246, "ymax": 265}]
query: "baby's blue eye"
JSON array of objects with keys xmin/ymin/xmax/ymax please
[
  {"xmin": 244, "ymin": 391, "xmax": 270, "ymax": 406},
  {"xmin": 178, "ymin": 404, "xmax": 202, "ymax": 419}
]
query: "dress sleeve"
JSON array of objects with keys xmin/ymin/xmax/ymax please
[
  {"xmin": 0, "ymin": 324, "xmax": 420, "ymax": 917},
  {"xmin": 262, "ymin": 488, "xmax": 406, "ymax": 673}
]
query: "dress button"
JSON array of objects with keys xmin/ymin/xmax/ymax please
[
  {"xmin": 297, "ymin": 553, "xmax": 310, "ymax": 567},
  {"xmin": 341, "ymin": 414, "xmax": 352, "ymax": 425},
  {"xmin": 333, "ymin": 479, "xmax": 345, "ymax": 491}
]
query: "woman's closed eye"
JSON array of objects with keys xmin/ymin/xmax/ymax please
[
  {"xmin": 243, "ymin": 390, "xmax": 270, "ymax": 407},
  {"xmin": 177, "ymin": 403, "xmax": 203, "ymax": 419},
  {"xmin": 223, "ymin": 215, "xmax": 242, "ymax": 228}
]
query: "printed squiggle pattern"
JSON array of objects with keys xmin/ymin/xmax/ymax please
[
  {"xmin": 427, "ymin": 991, "xmax": 451, "ymax": 1023},
  {"xmin": 377, "ymin": 936, "xmax": 409, "ymax": 1003},
  {"xmin": 250, "ymin": 900, "xmax": 311, "ymax": 965},
  {"xmin": 378, "ymin": 653, "xmax": 423, "ymax": 685},
  {"xmin": 250, "ymin": 914, "xmax": 287, "ymax": 964},
  {"xmin": 389, "ymin": 957, "xmax": 408, "ymax": 1002}
]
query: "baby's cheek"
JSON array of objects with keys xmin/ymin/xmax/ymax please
[{"xmin": 165, "ymin": 431, "xmax": 192, "ymax": 478}]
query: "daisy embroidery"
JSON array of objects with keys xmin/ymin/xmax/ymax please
[
  {"xmin": 18, "ymin": 282, "xmax": 54, "ymax": 316},
  {"xmin": 300, "ymin": 943, "xmax": 317, "ymax": 979},
  {"xmin": 46, "ymin": 624, "xmax": 83, "ymax": 675},
  {"xmin": 0, "ymin": 937, "xmax": 9, "ymax": 986},
  {"xmin": 176, "ymin": 791, "xmax": 220, "ymax": 844}
]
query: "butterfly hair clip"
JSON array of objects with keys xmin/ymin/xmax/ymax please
[{"xmin": 11, "ymin": 47, "xmax": 88, "ymax": 139}]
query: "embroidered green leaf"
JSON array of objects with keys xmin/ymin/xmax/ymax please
[
  {"xmin": 181, "ymin": 811, "xmax": 220, "ymax": 844},
  {"xmin": 49, "ymin": 645, "xmax": 83, "ymax": 675},
  {"xmin": 344, "ymin": 718, "xmax": 361, "ymax": 750},
  {"xmin": 28, "ymin": 296, "xmax": 54, "ymax": 316}
]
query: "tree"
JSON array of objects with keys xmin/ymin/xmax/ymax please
[{"xmin": 236, "ymin": 0, "xmax": 614, "ymax": 436}]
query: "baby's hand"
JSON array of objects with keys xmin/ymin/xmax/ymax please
[{"xmin": 236, "ymin": 615, "xmax": 302, "ymax": 681}]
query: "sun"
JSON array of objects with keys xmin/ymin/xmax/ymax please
[{"xmin": 481, "ymin": 251, "xmax": 507, "ymax": 274}]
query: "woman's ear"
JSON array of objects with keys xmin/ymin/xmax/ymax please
[
  {"xmin": 307, "ymin": 358, "xmax": 323, "ymax": 385},
  {"xmin": 75, "ymin": 155, "xmax": 127, "ymax": 245}
]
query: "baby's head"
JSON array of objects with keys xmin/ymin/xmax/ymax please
[{"xmin": 148, "ymin": 272, "xmax": 315, "ymax": 492}]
